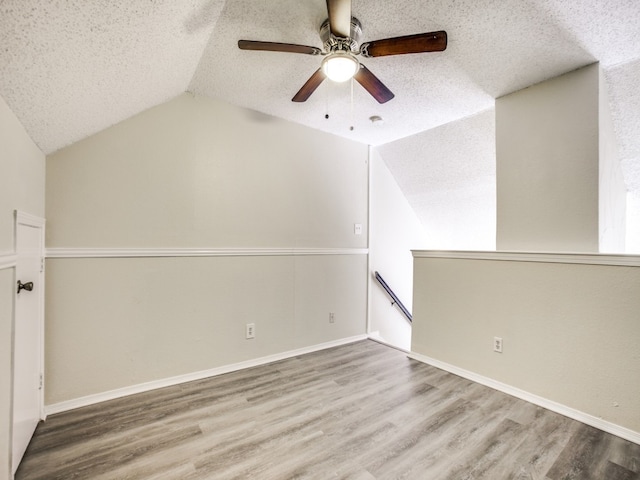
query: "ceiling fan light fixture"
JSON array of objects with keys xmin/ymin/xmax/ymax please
[{"xmin": 321, "ymin": 53, "xmax": 359, "ymax": 82}]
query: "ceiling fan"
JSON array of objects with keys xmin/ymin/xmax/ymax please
[{"xmin": 238, "ymin": 0, "xmax": 447, "ymax": 104}]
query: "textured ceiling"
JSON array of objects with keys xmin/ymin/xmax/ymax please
[
  {"xmin": 0, "ymin": 0, "xmax": 639, "ymax": 217},
  {"xmin": 0, "ymin": 0, "xmax": 226, "ymax": 155},
  {"xmin": 378, "ymin": 109, "xmax": 497, "ymax": 250},
  {"xmin": 0, "ymin": 0, "xmax": 638, "ymax": 153}
]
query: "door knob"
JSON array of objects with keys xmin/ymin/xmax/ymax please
[{"xmin": 17, "ymin": 280, "xmax": 34, "ymax": 294}]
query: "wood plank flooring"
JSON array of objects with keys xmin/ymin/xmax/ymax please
[{"xmin": 16, "ymin": 340, "xmax": 640, "ymax": 479}]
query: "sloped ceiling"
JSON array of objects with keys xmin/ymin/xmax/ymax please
[
  {"xmin": 0, "ymin": 0, "xmax": 225, "ymax": 155},
  {"xmin": 0, "ymin": 0, "xmax": 639, "ymax": 198},
  {"xmin": 378, "ymin": 109, "xmax": 497, "ymax": 250}
]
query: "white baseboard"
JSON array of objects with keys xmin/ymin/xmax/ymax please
[
  {"xmin": 408, "ymin": 351, "xmax": 640, "ymax": 446},
  {"xmin": 367, "ymin": 332, "xmax": 410, "ymax": 354},
  {"xmin": 45, "ymin": 334, "xmax": 368, "ymax": 416}
]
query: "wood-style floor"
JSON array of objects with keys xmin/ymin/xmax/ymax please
[{"xmin": 16, "ymin": 340, "xmax": 640, "ymax": 479}]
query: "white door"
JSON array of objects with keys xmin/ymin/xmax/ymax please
[{"xmin": 12, "ymin": 211, "xmax": 45, "ymax": 475}]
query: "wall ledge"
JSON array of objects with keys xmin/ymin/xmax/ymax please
[
  {"xmin": 408, "ymin": 351, "xmax": 640, "ymax": 446},
  {"xmin": 46, "ymin": 247, "xmax": 369, "ymax": 259},
  {"xmin": 412, "ymin": 250, "xmax": 640, "ymax": 267}
]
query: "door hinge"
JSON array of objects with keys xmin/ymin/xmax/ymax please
[
  {"xmin": 41, "ymin": 257, "xmax": 45, "ymax": 273},
  {"xmin": 39, "ymin": 374, "xmax": 43, "ymax": 390}
]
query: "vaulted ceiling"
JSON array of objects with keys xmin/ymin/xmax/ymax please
[{"xmin": 1, "ymin": 0, "xmax": 639, "ymax": 230}]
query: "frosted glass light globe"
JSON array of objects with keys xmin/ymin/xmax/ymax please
[{"xmin": 322, "ymin": 53, "xmax": 359, "ymax": 82}]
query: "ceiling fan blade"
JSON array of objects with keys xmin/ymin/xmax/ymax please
[
  {"xmin": 238, "ymin": 40, "xmax": 322, "ymax": 56},
  {"xmin": 326, "ymin": 0, "xmax": 351, "ymax": 38},
  {"xmin": 360, "ymin": 31, "xmax": 447, "ymax": 58},
  {"xmin": 354, "ymin": 64, "xmax": 394, "ymax": 104},
  {"xmin": 292, "ymin": 69, "xmax": 326, "ymax": 102}
]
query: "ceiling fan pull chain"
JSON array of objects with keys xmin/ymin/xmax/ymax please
[
  {"xmin": 325, "ymin": 81, "xmax": 330, "ymax": 119},
  {"xmin": 349, "ymin": 77, "xmax": 354, "ymax": 131}
]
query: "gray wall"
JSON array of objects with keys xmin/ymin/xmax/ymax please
[
  {"xmin": 412, "ymin": 66, "xmax": 640, "ymax": 438},
  {"xmin": 412, "ymin": 253, "xmax": 640, "ymax": 434},
  {"xmin": 0, "ymin": 95, "xmax": 45, "ymax": 480},
  {"xmin": 497, "ymin": 64, "xmax": 600, "ymax": 252},
  {"xmin": 45, "ymin": 94, "xmax": 370, "ymax": 405}
]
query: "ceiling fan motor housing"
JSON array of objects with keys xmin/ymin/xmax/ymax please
[{"xmin": 320, "ymin": 16, "xmax": 362, "ymax": 53}]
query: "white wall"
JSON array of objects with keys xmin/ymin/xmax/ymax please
[
  {"xmin": 45, "ymin": 94, "xmax": 370, "ymax": 405},
  {"xmin": 627, "ymin": 193, "xmax": 640, "ymax": 253},
  {"xmin": 369, "ymin": 149, "xmax": 427, "ymax": 350},
  {"xmin": 0, "ymin": 269, "xmax": 14, "ymax": 480},
  {"xmin": 0, "ymin": 97, "xmax": 45, "ymax": 250},
  {"xmin": 599, "ymin": 67, "xmax": 627, "ymax": 253},
  {"xmin": 377, "ymin": 109, "xmax": 496, "ymax": 251},
  {"xmin": 0, "ymin": 95, "xmax": 45, "ymax": 480},
  {"xmin": 412, "ymin": 252, "xmax": 640, "ymax": 437},
  {"xmin": 497, "ymin": 64, "xmax": 600, "ymax": 252},
  {"xmin": 606, "ymin": 59, "xmax": 640, "ymax": 254}
]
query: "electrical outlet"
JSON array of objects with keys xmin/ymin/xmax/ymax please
[
  {"xmin": 329, "ymin": 312, "xmax": 335, "ymax": 323},
  {"xmin": 493, "ymin": 336, "xmax": 503, "ymax": 353},
  {"xmin": 246, "ymin": 323, "xmax": 255, "ymax": 339},
  {"xmin": 354, "ymin": 223, "xmax": 362, "ymax": 235}
]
